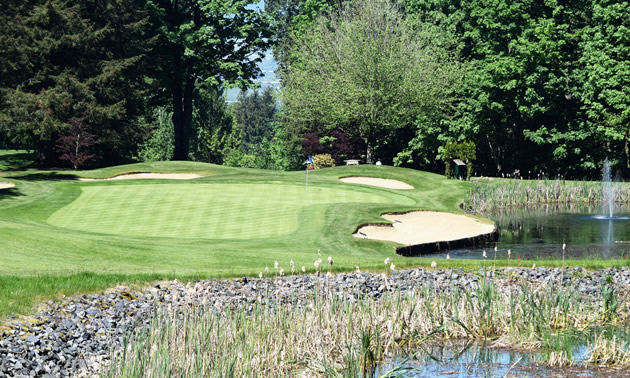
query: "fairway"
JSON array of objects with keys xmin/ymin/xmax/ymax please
[{"xmin": 48, "ymin": 183, "xmax": 412, "ymax": 239}]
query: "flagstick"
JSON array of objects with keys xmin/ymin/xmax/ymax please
[{"xmin": 305, "ymin": 163, "xmax": 309, "ymax": 191}]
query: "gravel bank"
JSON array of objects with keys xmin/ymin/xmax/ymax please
[{"xmin": 1, "ymin": 266, "xmax": 629, "ymax": 377}]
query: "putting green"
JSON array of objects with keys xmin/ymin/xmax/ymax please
[{"xmin": 48, "ymin": 183, "xmax": 413, "ymax": 239}]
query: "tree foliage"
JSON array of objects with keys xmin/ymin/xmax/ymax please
[
  {"xmin": 578, "ymin": 0, "xmax": 630, "ymax": 169},
  {"xmin": 233, "ymin": 88, "xmax": 276, "ymax": 149},
  {"xmin": 189, "ymin": 86, "xmax": 235, "ymax": 164},
  {"xmin": 146, "ymin": 0, "xmax": 272, "ymax": 160},
  {"xmin": 0, "ymin": 0, "xmax": 153, "ymax": 165},
  {"xmin": 56, "ymin": 117, "xmax": 98, "ymax": 170},
  {"xmin": 282, "ymin": 0, "xmax": 462, "ymax": 163}
]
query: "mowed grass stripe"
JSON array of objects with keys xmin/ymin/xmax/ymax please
[{"xmin": 47, "ymin": 183, "xmax": 407, "ymax": 239}]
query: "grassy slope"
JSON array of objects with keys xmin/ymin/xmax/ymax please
[
  {"xmin": 1, "ymin": 153, "xmax": 628, "ymax": 318},
  {"xmin": 1, "ymin": 164, "xmax": 466, "ymax": 274},
  {"xmin": 0, "ymin": 158, "xmax": 474, "ymax": 317}
]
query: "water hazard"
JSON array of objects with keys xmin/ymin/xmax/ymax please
[
  {"xmin": 374, "ymin": 342, "xmax": 626, "ymax": 377},
  {"xmin": 441, "ymin": 203, "xmax": 630, "ymax": 260}
]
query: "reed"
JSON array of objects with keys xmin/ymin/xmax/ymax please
[
  {"xmin": 463, "ymin": 179, "xmax": 630, "ymax": 212},
  {"xmin": 106, "ymin": 272, "xmax": 630, "ymax": 376}
]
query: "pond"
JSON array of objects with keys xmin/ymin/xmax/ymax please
[
  {"xmin": 374, "ymin": 341, "xmax": 628, "ymax": 377},
  {"xmin": 439, "ymin": 203, "xmax": 630, "ymax": 260}
]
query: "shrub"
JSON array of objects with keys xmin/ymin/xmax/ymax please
[
  {"xmin": 443, "ymin": 141, "xmax": 476, "ymax": 179},
  {"xmin": 56, "ymin": 117, "xmax": 97, "ymax": 169},
  {"xmin": 313, "ymin": 153, "xmax": 335, "ymax": 169}
]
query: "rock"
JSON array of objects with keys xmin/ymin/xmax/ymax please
[
  {"xmin": 0, "ymin": 265, "xmax": 625, "ymax": 377},
  {"xmin": 25, "ymin": 335, "xmax": 39, "ymax": 345}
]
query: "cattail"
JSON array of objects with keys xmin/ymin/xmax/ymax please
[
  {"xmin": 274, "ymin": 261, "xmax": 278, "ymax": 270},
  {"xmin": 279, "ymin": 268, "xmax": 284, "ymax": 276},
  {"xmin": 532, "ymin": 263, "xmax": 536, "ymax": 269},
  {"xmin": 390, "ymin": 263, "xmax": 395, "ymax": 271},
  {"xmin": 314, "ymin": 260, "xmax": 320, "ymax": 268},
  {"xmin": 384, "ymin": 257, "xmax": 390, "ymax": 265},
  {"xmin": 290, "ymin": 259, "xmax": 295, "ymax": 272},
  {"xmin": 494, "ymin": 246, "xmax": 498, "ymax": 252},
  {"xmin": 482, "ymin": 250, "xmax": 487, "ymax": 259},
  {"xmin": 507, "ymin": 249, "xmax": 511, "ymax": 257},
  {"xmin": 301, "ymin": 266, "xmax": 306, "ymax": 273},
  {"xmin": 328, "ymin": 256, "xmax": 333, "ymax": 266},
  {"xmin": 265, "ymin": 266, "xmax": 269, "ymax": 273},
  {"xmin": 562, "ymin": 243, "xmax": 566, "ymax": 251},
  {"xmin": 259, "ymin": 272, "xmax": 263, "ymax": 279},
  {"xmin": 355, "ymin": 265, "xmax": 361, "ymax": 273},
  {"xmin": 446, "ymin": 254, "xmax": 450, "ymax": 260},
  {"xmin": 431, "ymin": 261, "xmax": 437, "ymax": 269}
]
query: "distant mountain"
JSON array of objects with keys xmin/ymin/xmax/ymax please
[{"xmin": 225, "ymin": 52, "xmax": 279, "ymax": 103}]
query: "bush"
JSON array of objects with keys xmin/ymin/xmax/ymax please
[
  {"xmin": 313, "ymin": 153, "xmax": 335, "ymax": 169},
  {"xmin": 223, "ymin": 147, "xmax": 257, "ymax": 168},
  {"xmin": 443, "ymin": 141, "xmax": 476, "ymax": 179},
  {"xmin": 137, "ymin": 107, "xmax": 174, "ymax": 161}
]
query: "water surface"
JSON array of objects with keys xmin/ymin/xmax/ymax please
[{"xmin": 442, "ymin": 204, "xmax": 630, "ymax": 259}]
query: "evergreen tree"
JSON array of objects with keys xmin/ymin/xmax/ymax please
[
  {"xmin": 233, "ymin": 87, "xmax": 276, "ymax": 150},
  {"xmin": 0, "ymin": 0, "xmax": 153, "ymax": 165}
]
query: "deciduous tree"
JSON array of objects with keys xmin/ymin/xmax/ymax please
[
  {"xmin": 147, "ymin": 0, "xmax": 272, "ymax": 160},
  {"xmin": 282, "ymin": 0, "xmax": 462, "ymax": 163},
  {"xmin": 578, "ymin": 0, "xmax": 630, "ymax": 169}
]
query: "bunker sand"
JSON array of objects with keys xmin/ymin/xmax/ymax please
[
  {"xmin": 78, "ymin": 173, "xmax": 201, "ymax": 181},
  {"xmin": 0, "ymin": 182, "xmax": 15, "ymax": 189},
  {"xmin": 340, "ymin": 176, "xmax": 414, "ymax": 190},
  {"xmin": 355, "ymin": 211, "xmax": 495, "ymax": 245}
]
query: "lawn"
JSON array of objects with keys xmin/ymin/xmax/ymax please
[
  {"xmin": 0, "ymin": 153, "xmax": 473, "ymax": 316},
  {"xmin": 1, "ymin": 163, "xmax": 461, "ymax": 274},
  {"xmin": 1, "ymin": 152, "xmax": 627, "ymax": 318}
]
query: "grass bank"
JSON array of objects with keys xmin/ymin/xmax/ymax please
[
  {"xmin": 2, "ymin": 258, "xmax": 629, "ymax": 319},
  {"xmin": 0, "ymin": 151, "xmax": 471, "ymax": 317}
]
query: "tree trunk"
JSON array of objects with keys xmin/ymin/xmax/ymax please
[
  {"xmin": 36, "ymin": 139, "xmax": 58, "ymax": 167},
  {"xmin": 366, "ymin": 143, "xmax": 374, "ymax": 164},
  {"xmin": 172, "ymin": 76, "xmax": 195, "ymax": 160}
]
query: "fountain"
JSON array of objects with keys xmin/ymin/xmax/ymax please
[
  {"xmin": 445, "ymin": 158, "xmax": 630, "ymax": 260},
  {"xmin": 602, "ymin": 158, "xmax": 615, "ymax": 218},
  {"xmin": 594, "ymin": 158, "xmax": 629, "ymax": 221}
]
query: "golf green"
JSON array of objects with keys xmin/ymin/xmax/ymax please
[{"xmin": 48, "ymin": 183, "xmax": 414, "ymax": 239}]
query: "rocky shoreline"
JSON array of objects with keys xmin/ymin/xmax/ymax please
[{"xmin": 1, "ymin": 266, "xmax": 629, "ymax": 377}]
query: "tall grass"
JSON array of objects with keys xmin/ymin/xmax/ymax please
[
  {"xmin": 106, "ymin": 273, "xmax": 630, "ymax": 376},
  {"xmin": 463, "ymin": 179, "xmax": 630, "ymax": 213}
]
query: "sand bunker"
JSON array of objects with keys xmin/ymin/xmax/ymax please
[
  {"xmin": 0, "ymin": 182, "xmax": 15, "ymax": 189},
  {"xmin": 340, "ymin": 176, "xmax": 414, "ymax": 190},
  {"xmin": 78, "ymin": 173, "xmax": 201, "ymax": 181},
  {"xmin": 354, "ymin": 211, "xmax": 495, "ymax": 245}
]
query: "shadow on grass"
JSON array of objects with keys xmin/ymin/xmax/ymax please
[
  {"xmin": 0, "ymin": 187, "xmax": 23, "ymax": 200},
  {"xmin": 8, "ymin": 172, "xmax": 80, "ymax": 181},
  {"xmin": 0, "ymin": 151, "xmax": 35, "ymax": 171}
]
